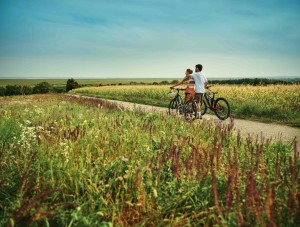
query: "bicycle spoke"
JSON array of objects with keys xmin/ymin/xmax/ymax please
[
  {"xmin": 168, "ymin": 100, "xmax": 179, "ymax": 116},
  {"xmin": 184, "ymin": 100, "xmax": 197, "ymax": 120},
  {"xmin": 214, "ymin": 98, "xmax": 230, "ymax": 120}
]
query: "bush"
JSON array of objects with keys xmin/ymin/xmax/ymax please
[
  {"xmin": 159, "ymin": 80, "xmax": 170, "ymax": 85},
  {"xmin": 171, "ymin": 80, "xmax": 179, "ymax": 84},
  {"xmin": 53, "ymin": 86, "xmax": 66, "ymax": 93},
  {"xmin": 22, "ymin": 85, "xmax": 32, "ymax": 95},
  {"xmin": 33, "ymin": 82, "xmax": 53, "ymax": 94},
  {"xmin": 5, "ymin": 85, "xmax": 22, "ymax": 96},
  {"xmin": 66, "ymin": 78, "xmax": 80, "ymax": 92},
  {"xmin": 0, "ymin": 87, "xmax": 5, "ymax": 96}
]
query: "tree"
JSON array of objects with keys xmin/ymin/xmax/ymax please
[
  {"xmin": 159, "ymin": 80, "xmax": 170, "ymax": 85},
  {"xmin": 53, "ymin": 86, "xmax": 66, "ymax": 93},
  {"xmin": 171, "ymin": 80, "xmax": 179, "ymax": 84},
  {"xmin": 33, "ymin": 82, "xmax": 53, "ymax": 94},
  {"xmin": 22, "ymin": 85, "xmax": 32, "ymax": 95},
  {"xmin": 66, "ymin": 78, "xmax": 79, "ymax": 92},
  {"xmin": 5, "ymin": 85, "xmax": 22, "ymax": 96},
  {"xmin": 0, "ymin": 87, "xmax": 6, "ymax": 96}
]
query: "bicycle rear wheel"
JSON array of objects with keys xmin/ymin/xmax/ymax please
[
  {"xmin": 168, "ymin": 99, "xmax": 179, "ymax": 116},
  {"xmin": 184, "ymin": 100, "xmax": 197, "ymax": 120},
  {"xmin": 214, "ymin": 98, "xmax": 230, "ymax": 120}
]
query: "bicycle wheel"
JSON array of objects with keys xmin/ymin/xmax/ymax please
[
  {"xmin": 214, "ymin": 98, "xmax": 230, "ymax": 120},
  {"xmin": 168, "ymin": 99, "xmax": 179, "ymax": 116},
  {"xmin": 184, "ymin": 100, "xmax": 197, "ymax": 120},
  {"xmin": 201, "ymin": 100, "xmax": 208, "ymax": 116},
  {"xmin": 178, "ymin": 96, "xmax": 184, "ymax": 114}
]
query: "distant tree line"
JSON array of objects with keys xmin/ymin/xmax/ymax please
[
  {"xmin": 98, "ymin": 80, "xmax": 180, "ymax": 86},
  {"xmin": 209, "ymin": 78, "xmax": 300, "ymax": 86},
  {"xmin": 101, "ymin": 78, "xmax": 299, "ymax": 86},
  {"xmin": 0, "ymin": 78, "xmax": 80, "ymax": 96}
]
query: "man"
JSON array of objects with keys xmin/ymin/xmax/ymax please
[{"xmin": 190, "ymin": 64, "xmax": 208, "ymax": 119}]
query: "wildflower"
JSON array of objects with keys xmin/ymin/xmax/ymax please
[
  {"xmin": 25, "ymin": 120, "xmax": 31, "ymax": 125},
  {"xmin": 38, "ymin": 126, "xmax": 44, "ymax": 131}
]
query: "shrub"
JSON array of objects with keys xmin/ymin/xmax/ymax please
[
  {"xmin": 5, "ymin": 85, "xmax": 22, "ymax": 96},
  {"xmin": 0, "ymin": 87, "xmax": 5, "ymax": 96},
  {"xmin": 159, "ymin": 80, "xmax": 170, "ymax": 85},
  {"xmin": 33, "ymin": 82, "xmax": 53, "ymax": 94},
  {"xmin": 53, "ymin": 86, "xmax": 66, "ymax": 93},
  {"xmin": 22, "ymin": 85, "xmax": 33, "ymax": 95},
  {"xmin": 66, "ymin": 78, "xmax": 80, "ymax": 92},
  {"xmin": 171, "ymin": 80, "xmax": 179, "ymax": 84}
]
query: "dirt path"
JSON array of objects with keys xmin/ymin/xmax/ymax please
[{"xmin": 68, "ymin": 94, "xmax": 300, "ymax": 143}]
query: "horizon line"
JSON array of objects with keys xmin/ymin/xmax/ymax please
[{"xmin": 0, "ymin": 75, "xmax": 299, "ymax": 80}]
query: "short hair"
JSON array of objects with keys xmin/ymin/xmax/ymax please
[
  {"xmin": 195, "ymin": 64, "xmax": 203, "ymax": 71},
  {"xmin": 186, "ymin": 68, "xmax": 193, "ymax": 74}
]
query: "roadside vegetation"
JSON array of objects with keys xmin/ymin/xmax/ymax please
[
  {"xmin": 0, "ymin": 94, "xmax": 299, "ymax": 226},
  {"xmin": 71, "ymin": 84, "xmax": 300, "ymax": 127}
]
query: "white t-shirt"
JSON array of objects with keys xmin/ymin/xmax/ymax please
[{"xmin": 191, "ymin": 72, "xmax": 207, "ymax": 93}]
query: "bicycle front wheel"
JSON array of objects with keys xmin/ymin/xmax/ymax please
[
  {"xmin": 184, "ymin": 100, "xmax": 197, "ymax": 120},
  {"xmin": 168, "ymin": 99, "xmax": 179, "ymax": 116},
  {"xmin": 214, "ymin": 98, "xmax": 230, "ymax": 120}
]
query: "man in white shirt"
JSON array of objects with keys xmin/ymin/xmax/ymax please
[{"xmin": 190, "ymin": 64, "xmax": 208, "ymax": 119}]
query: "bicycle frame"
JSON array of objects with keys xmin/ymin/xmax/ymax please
[
  {"xmin": 203, "ymin": 91, "xmax": 215, "ymax": 110},
  {"xmin": 204, "ymin": 91, "xmax": 217, "ymax": 110},
  {"xmin": 170, "ymin": 88, "xmax": 184, "ymax": 106}
]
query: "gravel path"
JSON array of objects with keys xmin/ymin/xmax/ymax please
[{"xmin": 68, "ymin": 94, "xmax": 300, "ymax": 143}]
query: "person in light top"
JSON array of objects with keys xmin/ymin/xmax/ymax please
[
  {"xmin": 190, "ymin": 64, "xmax": 208, "ymax": 119},
  {"xmin": 170, "ymin": 68, "xmax": 195, "ymax": 101}
]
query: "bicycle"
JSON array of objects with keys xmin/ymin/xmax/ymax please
[
  {"xmin": 168, "ymin": 88, "xmax": 197, "ymax": 120},
  {"xmin": 201, "ymin": 87, "xmax": 231, "ymax": 120}
]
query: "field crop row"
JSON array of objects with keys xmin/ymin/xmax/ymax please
[
  {"xmin": 71, "ymin": 84, "xmax": 300, "ymax": 126},
  {"xmin": 0, "ymin": 94, "xmax": 299, "ymax": 226}
]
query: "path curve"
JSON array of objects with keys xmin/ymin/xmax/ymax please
[{"xmin": 67, "ymin": 94, "xmax": 300, "ymax": 143}]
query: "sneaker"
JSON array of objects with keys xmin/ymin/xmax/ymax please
[{"xmin": 196, "ymin": 114, "xmax": 202, "ymax": 119}]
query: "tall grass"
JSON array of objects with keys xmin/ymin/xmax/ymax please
[
  {"xmin": 0, "ymin": 94, "xmax": 299, "ymax": 226},
  {"xmin": 71, "ymin": 84, "xmax": 300, "ymax": 126}
]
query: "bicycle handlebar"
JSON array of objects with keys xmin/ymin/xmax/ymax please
[{"xmin": 170, "ymin": 87, "xmax": 186, "ymax": 91}]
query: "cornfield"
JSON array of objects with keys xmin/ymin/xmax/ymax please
[
  {"xmin": 0, "ymin": 94, "xmax": 299, "ymax": 226},
  {"xmin": 71, "ymin": 84, "xmax": 300, "ymax": 126}
]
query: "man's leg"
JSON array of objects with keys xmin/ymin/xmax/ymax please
[{"xmin": 195, "ymin": 93, "xmax": 202, "ymax": 119}]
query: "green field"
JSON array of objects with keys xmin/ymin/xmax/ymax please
[
  {"xmin": 0, "ymin": 94, "xmax": 299, "ymax": 226},
  {"xmin": 0, "ymin": 78, "xmax": 176, "ymax": 86},
  {"xmin": 70, "ymin": 84, "xmax": 300, "ymax": 127}
]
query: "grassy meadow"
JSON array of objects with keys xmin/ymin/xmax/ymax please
[
  {"xmin": 0, "ymin": 94, "xmax": 299, "ymax": 226},
  {"xmin": 70, "ymin": 84, "xmax": 300, "ymax": 127}
]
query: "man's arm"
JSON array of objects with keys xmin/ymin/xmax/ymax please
[
  {"xmin": 205, "ymin": 82, "xmax": 208, "ymax": 89},
  {"xmin": 204, "ymin": 76, "xmax": 208, "ymax": 89}
]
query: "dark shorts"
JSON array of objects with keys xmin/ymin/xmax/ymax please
[{"xmin": 194, "ymin": 93, "xmax": 204, "ymax": 104}]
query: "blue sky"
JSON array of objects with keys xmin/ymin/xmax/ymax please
[{"xmin": 0, "ymin": 0, "xmax": 299, "ymax": 78}]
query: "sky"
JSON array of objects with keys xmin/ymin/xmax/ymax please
[{"xmin": 0, "ymin": 0, "xmax": 300, "ymax": 79}]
